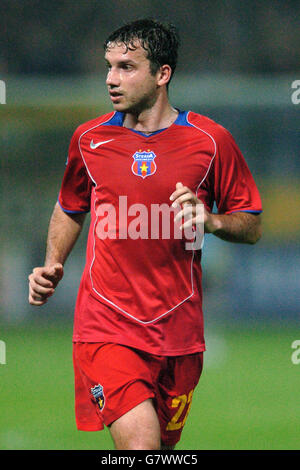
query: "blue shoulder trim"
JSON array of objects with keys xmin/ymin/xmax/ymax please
[
  {"xmin": 101, "ymin": 110, "xmax": 192, "ymax": 130},
  {"xmin": 174, "ymin": 110, "xmax": 193, "ymax": 127},
  {"xmin": 229, "ymin": 209, "xmax": 263, "ymax": 214},
  {"xmin": 57, "ymin": 198, "xmax": 90, "ymax": 214},
  {"xmin": 102, "ymin": 111, "xmax": 124, "ymax": 126}
]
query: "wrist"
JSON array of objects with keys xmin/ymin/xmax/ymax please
[
  {"xmin": 205, "ymin": 213, "xmax": 222, "ymax": 234},
  {"xmin": 45, "ymin": 254, "xmax": 65, "ymax": 267}
]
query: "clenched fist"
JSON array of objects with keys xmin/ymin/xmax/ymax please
[{"xmin": 28, "ymin": 263, "xmax": 64, "ymax": 306}]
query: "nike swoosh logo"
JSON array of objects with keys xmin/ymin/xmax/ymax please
[{"xmin": 90, "ymin": 138, "xmax": 114, "ymax": 149}]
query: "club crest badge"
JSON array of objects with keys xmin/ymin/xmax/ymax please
[
  {"xmin": 91, "ymin": 384, "xmax": 105, "ymax": 411},
  {"xmin": 131, "ymin": 150, "xmax": 157, "ymax": 179}
]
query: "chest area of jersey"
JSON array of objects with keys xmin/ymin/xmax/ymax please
[{"xmin": 81, "ymin": 129, "xmax": 213, "ymax": 203}]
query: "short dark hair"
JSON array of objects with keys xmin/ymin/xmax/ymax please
[{"xmin": 104, "ymin": 18, "xmax": 180, "ymax": 83}]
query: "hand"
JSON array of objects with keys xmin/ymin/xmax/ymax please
[
  {"xmin": 170, "ymin": 182, "xmax": 213, "ymax": 233},
  {"xmin": 28, "ymin": 263, "xmax": 64, "ymax": 306}
]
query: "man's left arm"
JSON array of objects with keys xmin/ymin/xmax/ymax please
[
  {"xmin": 170, "ymin": 182, "xmax": 262, "ymax": 245},
  {"xmin": 204, "ymin": 210, "xmax": 262, "ymax": 244}
]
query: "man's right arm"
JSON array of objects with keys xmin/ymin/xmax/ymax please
[{"xmin": 28, "ymin": 202, "xmax": 87, "ymax": 306}]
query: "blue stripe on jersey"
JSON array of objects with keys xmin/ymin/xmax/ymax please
[
  {"xmin": 174, "ymin": 110, "xmax": 193, "ymax": 127},
  {"xmin": 129, "ymin": 127, "xmax": 167, "ymax": 137},
  {"xmin": 102, "ymin": 111, "xmax": 124, "ymax": 127},
  {"xmin": 229, "ymin": 209, "xmax": 263, "ymax": 214},
  {"xmin": 101, "ymin": 110, "xmax": 192, "ymax": 135},
  {"xmin": 57, "ymin": 198, "xmax": 90, "ymax": 214}
]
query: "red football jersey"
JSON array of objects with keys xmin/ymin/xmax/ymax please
[{"xmin": 58, "ymin": 110, "xmax": 262, "ymax": 355}]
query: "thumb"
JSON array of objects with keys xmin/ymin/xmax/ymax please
[
  {"xmin": 45, "ymin": 263, "xmax": 64, "ymax": 282},
  {"xmin": 176, "ymin": 182, "xmax": 189, "ymax": 206}
]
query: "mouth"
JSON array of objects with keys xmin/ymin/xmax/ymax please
[{"xmin": 109, "ymin": 91, "xmax": 123, "ymax": 102}]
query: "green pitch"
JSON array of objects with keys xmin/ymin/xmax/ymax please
[{"xmin": 0, "ymin": 324, "xmax": 299, "ymax": 450}]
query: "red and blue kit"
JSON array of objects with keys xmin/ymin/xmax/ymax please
[
  {"xmin": 73, "ymin": 342, "xmax": 203, "ymax": 443},
  {"xmin": 59, "ymin": 110, "xmax": 262, "ymax": 356}
]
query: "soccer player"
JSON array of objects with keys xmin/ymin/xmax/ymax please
[{"xmin": 28, "ymin": 19, "xmax": 262, "ymax": 450}]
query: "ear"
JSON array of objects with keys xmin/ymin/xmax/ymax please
[{"xmin": 157, "ymin": 64, "xmax": 172, "ymax": 87}]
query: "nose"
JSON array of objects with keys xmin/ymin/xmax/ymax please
[{"xmin": 106, "ymin": 67, "xmax": 120, "ymax": 88}]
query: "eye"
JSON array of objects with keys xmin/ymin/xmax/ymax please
[{"xmin": 121, "ymin": 63, "xmax": 133, "ymax": 70}]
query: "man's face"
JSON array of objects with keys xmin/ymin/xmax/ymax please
[{"xmin": 105, "ymin": 41, "xmax": 159, "ymax": 114}]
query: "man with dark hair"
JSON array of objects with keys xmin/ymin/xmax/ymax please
[
  {"xmin": 103, "ymin": 18, "xmax": 179, "ymax": 84},
  {"xmin": 28, "ymin": 18, "xmax": 262, "ymax": 450}
]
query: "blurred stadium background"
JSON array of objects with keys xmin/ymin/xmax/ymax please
[{"xmin": 0, "ymin": 0, "xmax": 299, "ymax": 450}]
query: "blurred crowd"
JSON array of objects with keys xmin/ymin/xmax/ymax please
[{"xmin": 1, "ymin": 0, "xmax": 299, "ymax": 75}]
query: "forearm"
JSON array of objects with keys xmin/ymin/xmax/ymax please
[
  {"xmin": 44, "ymin": 202, "xmax": 86, "ymax": 266},
  {"xmin": 206, "ymin": 212, "xmax": 262, "ymax": 244}
]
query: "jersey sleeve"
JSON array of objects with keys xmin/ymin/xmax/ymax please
[
  {"xmin": 58, "ymin": 127, "xmax": 93, "ymax": 213},
  {"xmin": 212, "ymin": 128, "xmax": 262, "ymax": 215}
]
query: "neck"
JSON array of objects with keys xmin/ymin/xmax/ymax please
[{"xmin": 123, "ymin": 93, "xmax": 178, "ymax": 133}]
